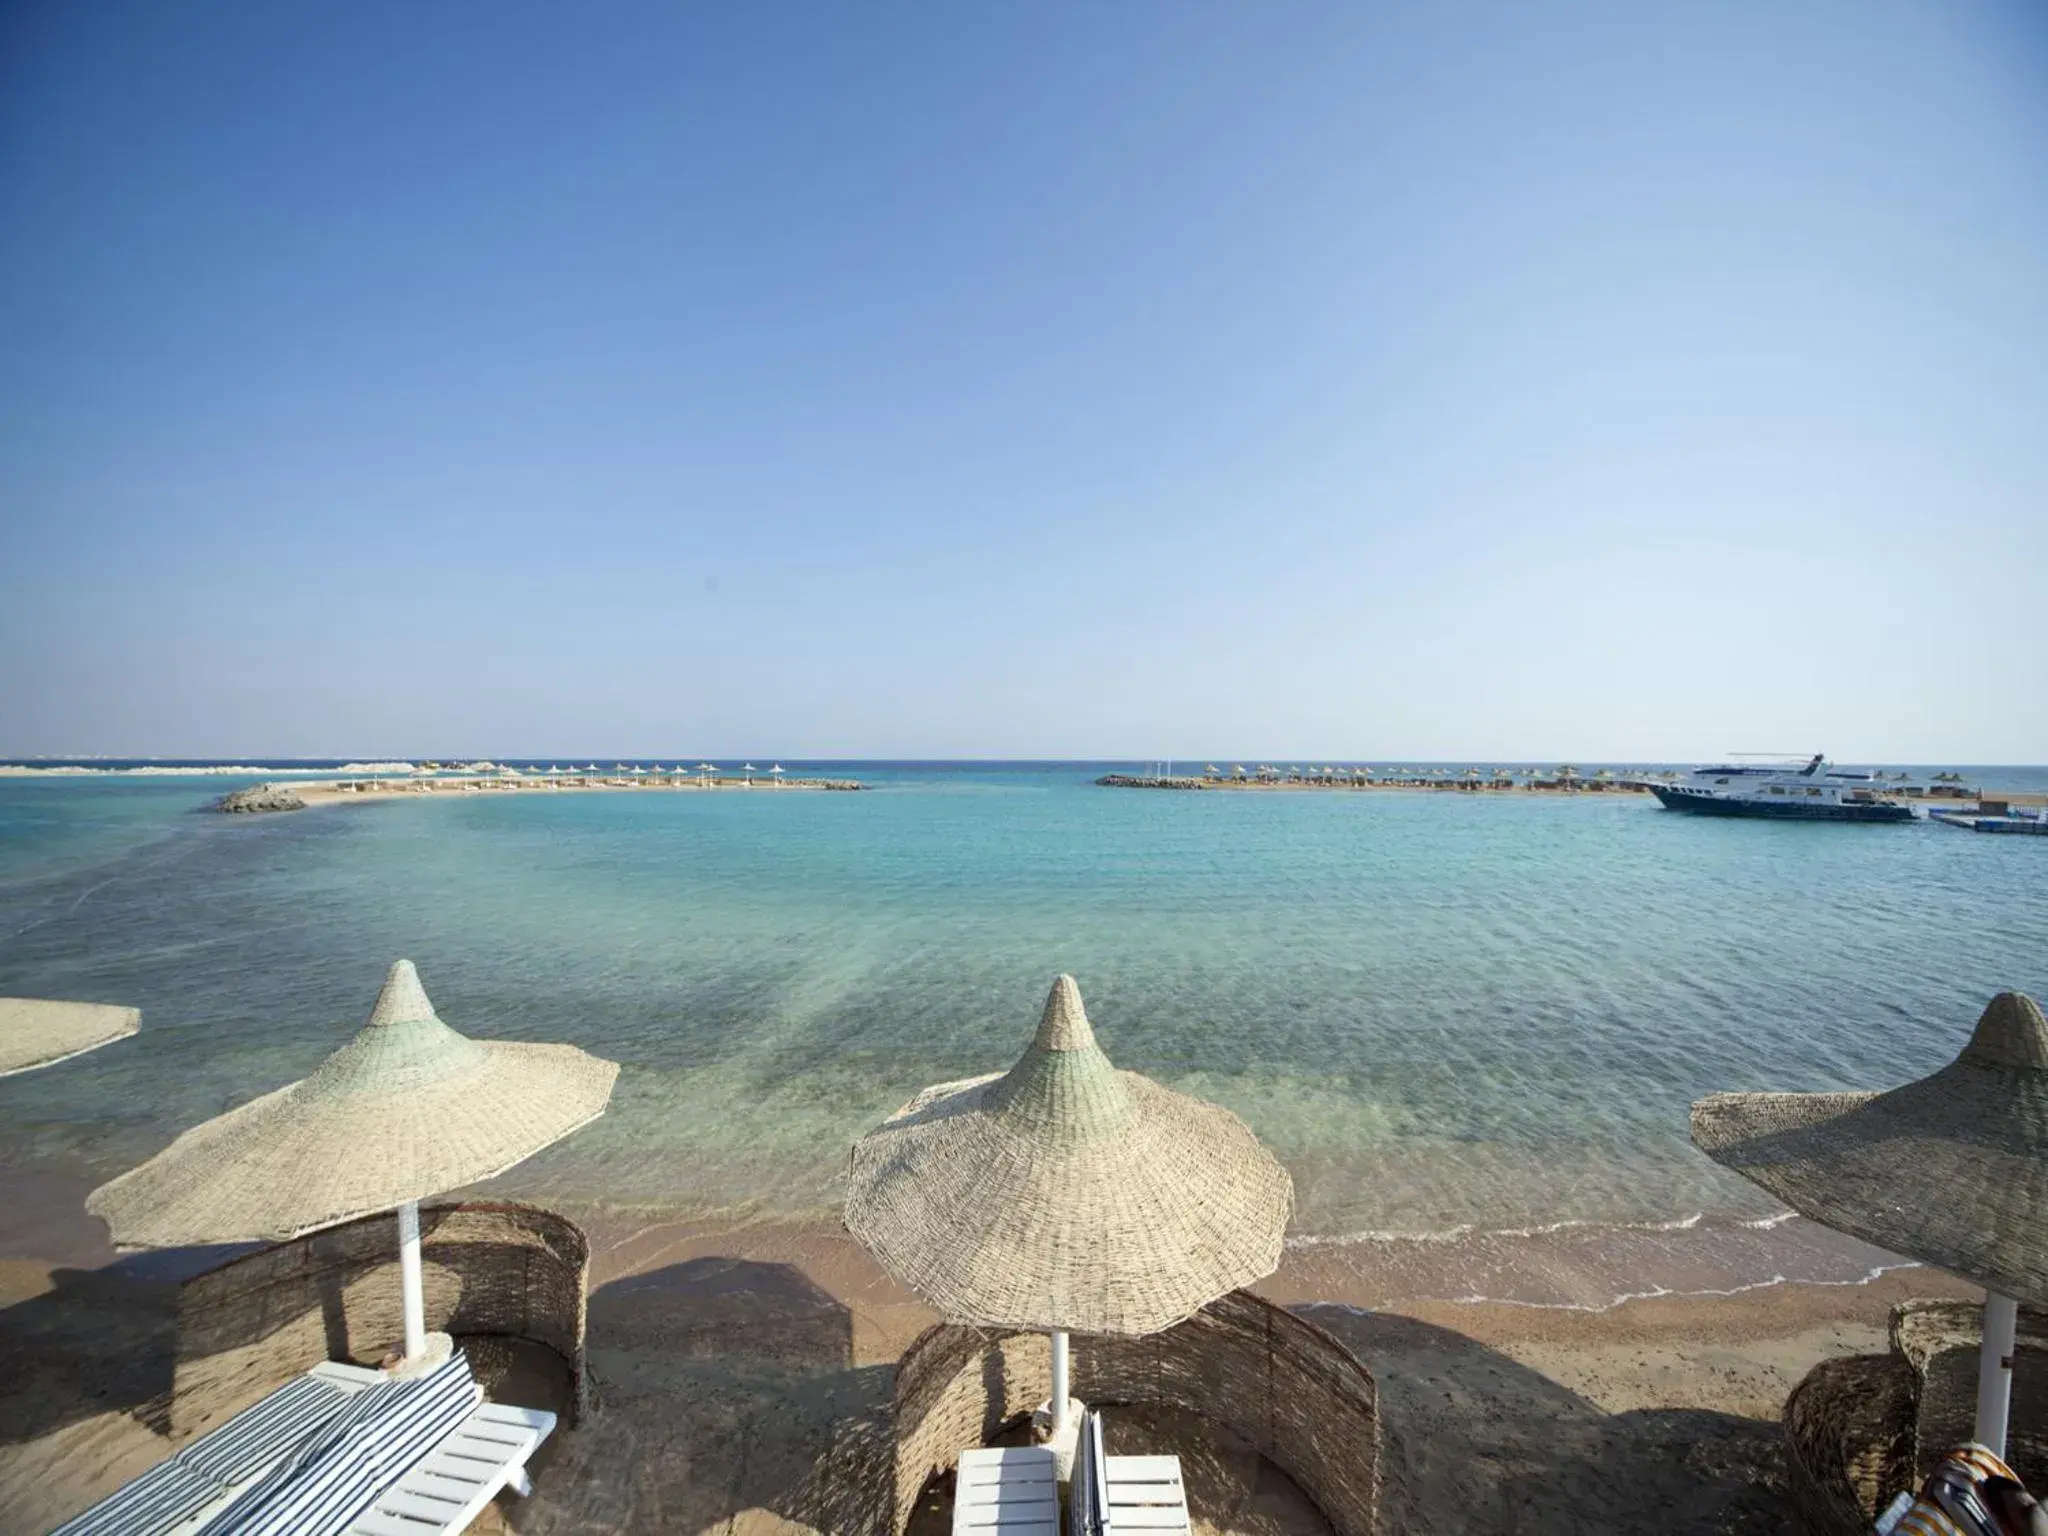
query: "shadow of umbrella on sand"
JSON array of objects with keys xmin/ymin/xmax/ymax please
[
  {"xmin": 845, "ymin": 974, "xmax": 1293, "ymax": 1473},
  {"xmin": 1693, "ymin": 991, "xmax": 2048, "ymax": 1459},
  {"xmin": 85, "ymin": 960, "xmax": 619, "ymax": 1375}
]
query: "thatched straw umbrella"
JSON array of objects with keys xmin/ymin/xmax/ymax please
[
  {"xmin": 846, "ymin": 975, "xmax": 1292, "ymax": 1469},
  {"xmin": 1692, "ymin": 992, "xmax": 2048, "ymax": 1457},
  {"xmin": 0, "ymin": 998, "xmax": 139, "ymax": 1077},
  {"xmin": 88, "ymin": 961, "xmax": 618, "ymax": 1373}
]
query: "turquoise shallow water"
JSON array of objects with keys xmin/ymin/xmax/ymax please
[{"xmin": 1, "ymin": 763, "xmax": 2044, "ymax": 1260}]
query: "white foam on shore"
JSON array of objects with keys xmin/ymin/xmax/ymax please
[
  {"xmin": 1738, "ymin": 1210, "xmax": 1798, "ymax": 1230},
  {"xmin": 1444, "ymin": 1259, "xmax": 1924, "ymax": 1314},
  {"xmin": 1287, "ymin": 1210, "xmax": 1711, "ymax": 1249},
  {"xmin": 1302, "ymin": 1259, "xmax": 1923, "ymax": 1317}
]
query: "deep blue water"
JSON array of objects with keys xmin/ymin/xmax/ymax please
[{"xmin": 1, "ymin": 761, "xmax": 2043, "ymax": 1254}]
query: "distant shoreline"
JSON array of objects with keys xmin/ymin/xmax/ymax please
[
  {"xmin": 1097, "ymin": 772, "xmax": 1653, "ymax": 796},
  {"xmin": 291, "ymin": 772, "xmax": 865, "ymax": 808},
  {"xmin": 1093, "ymin": 772, "xmax": 2048, "ymax": 805}
]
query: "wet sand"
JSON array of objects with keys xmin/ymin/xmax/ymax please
[{"xmin": 0, "ymin": 1170, "xmax": 1976, "ymax": 1535}]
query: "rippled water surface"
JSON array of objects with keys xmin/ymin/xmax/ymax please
[{"xmin": 2, "ymin": 763, "xmax": 2043, "ymax": 1252}]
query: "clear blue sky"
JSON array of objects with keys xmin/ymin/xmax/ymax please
[{"xmin": 3, "ymin": 2, "xmax": 2043, "ymax": 761}]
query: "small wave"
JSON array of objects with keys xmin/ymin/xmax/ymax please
[
  {"xmin": 1288, "ymin": 1224, "xmax": 1475, "ymax": 1248},
  {"xmin": 1303, "ymin": 1258, "xmax": 1923, "ymax": 1317},
  {"xmin": 1288, "ymin": 1211, "xmax": 1709, "ymax": 1249},
  {"xmin": 1739, "ymin": 1210, "xmax": 1799, "ymax": 1230},
  {"xmin": 1447, "ymin": 1259, "xmax": 1923, "ymax": 1315}
]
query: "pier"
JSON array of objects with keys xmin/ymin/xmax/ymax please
[
  {"xmin": 1930, "ymin": 807, "xmax": 2048, "ymax": 836},
  {"xmin": 1096, "ymin": 767, "xmax": 1650, "ymax": 794}
]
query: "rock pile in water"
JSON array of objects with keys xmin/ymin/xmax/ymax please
[{"xmin": 212, "ymin": 783, "xmax": 307, "ymax": 814}]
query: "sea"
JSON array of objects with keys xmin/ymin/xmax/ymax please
[{"xmin": 2, "ymin": 760, "xmax": 2044, "ymax": 1309}]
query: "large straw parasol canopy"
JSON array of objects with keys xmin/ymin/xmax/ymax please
[
  {"xmin": 89, "ymin": 960, "xmax": 619, "ymax": 1247},
  {"xmin": 1692, "ymin": 991, "xmax": 2048, "ymax": 1305},
  {"xmin": 0, "ymin": 997, "xmax": 139, "ymax": 1077},
  {"xmin": 846, "ymin": 975, "xmax": 1293, "ymax": 1335}
]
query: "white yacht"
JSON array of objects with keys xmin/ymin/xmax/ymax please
[{"xmin": 1648, "ymin": 755, "xmax": 1915, "ymax": 823}]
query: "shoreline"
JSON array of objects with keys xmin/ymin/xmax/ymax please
[
  {"xmin": 0, "ymin": 1168, "xmax": 1973, "ymax": 1365},
  {"xmin": 288, "ymin": 772, "xmax": 864, "ymax": 808},
  {"xmin": 1, "ymin": 1165, "xmax": 1963, "ymax": 1324}
]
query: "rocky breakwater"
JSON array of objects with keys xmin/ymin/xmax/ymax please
[{"xmin": 212, "ymin": 783, "xmax": 307, "ymax": 814}]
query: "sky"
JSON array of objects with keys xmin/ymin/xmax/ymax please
[{"xmin": 2, "ymin": 2, "xmax": 2044, "ymax": 762}]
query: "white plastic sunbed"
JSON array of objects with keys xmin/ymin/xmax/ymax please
[
  {"xmin": 953, "ymin": 1445, "xmax": 1060, "ymax": 1536},
  {"xmin": 343, "ymin": 1399, "xmax": 554, "ymax": 1535},
  {"xmin": 53, "ymin": 1352, "xmax": 555, "ymax": 1536},
  {"xmin": 1069, "ymin": 1410, "xmax": 1191, "ymax": 1536}
]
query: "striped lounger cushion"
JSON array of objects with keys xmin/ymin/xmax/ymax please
[
  {"xmin": 196, "ymin": 1352, "xmax": 479, "ymax": 1536},
  {"xmin": 53, "ymin": 1372, "xmax": 358, "ymax": 1536}
]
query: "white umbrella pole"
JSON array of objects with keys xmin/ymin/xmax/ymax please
[
  {"xmin": 1975, "ymin": 1289, "xmax": 2018, "ymax": 1457},
  {"xmin": 397, "ymin": 1199, "xmax": 427, "ymax": 1362}
]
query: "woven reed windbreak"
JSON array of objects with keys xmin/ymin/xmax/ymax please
[
  {"xmin": 171, "ymin": 1201, "xmax": 589, "ymax": 1437},
  {"xmin": 1692, "ymin": 991, "xmax": 2048, "ymax": 1306},
  {"xmin": 0, "ymin": 997, "xmax": 138, "ymax": 1076},
  {"xmin": 887, "ymin": 1290, "xmax": 1379, "ymax": 1536},
  {"xmin": 1889, "ymin": 1299, "xmax": 2048, "ymax": 1487},
  {"xmin": 89, "ymin": 960, "xmax": 618, "ymax": 1246},
  {"xmin": 1782, "ymin": 1352, "xmax": 1916, "ymax": 1536},
  {"xmin": 846, "ymin": 975, "xmax": 1293, "ymax": 1336},
  {"xmin": 1782, "ymin": 1301, "xmax": 2048, "ymax": 1536}
]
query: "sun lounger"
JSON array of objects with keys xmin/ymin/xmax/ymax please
[
  {"xmin": 199, "ymin": 1350, "xmax": 480, "ymax": 1534},
  {"xmin": 954, "ymin": 1446, "xmax": 1059, "ymax": 1535},
  {"xmin": 53, "ymin": 1361, "xmax": 375, "ymax": 1536},
  {"xmin": 55, "ymin": 1351, "xmax": 556, "ymax": 1536},
  {"xmin": 342, "ymin": 1400, "xmax": 556, "ymax": 1535},
  {"xmin": 1069, "ymin": 1411, "xmax": 1191, "ymax": 1536},
  {"xmin": 1098, "ymin": 1454, "xmax": 1189, "ymax": 1534},
  {"xmin": 1071, "ymin": 1414, "xmax": 1109, "ymax": 1536}
]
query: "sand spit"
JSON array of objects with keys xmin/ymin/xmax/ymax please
[
  {"xmin": 288, "ymin": 771, "xmax": 866, "ymax": 808},
  {"xmin": 1098, "ymin": 771, "xmax": 1653, "ymax": 795}
]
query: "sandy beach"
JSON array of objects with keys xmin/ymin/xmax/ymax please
[
  {"xmin": 0, "ymin": 1168, "xmax": 1976, "ymax": 1536},
  {"xmin": 287, "ymin": 774, "xmax": 865, "ymax": 809}
]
